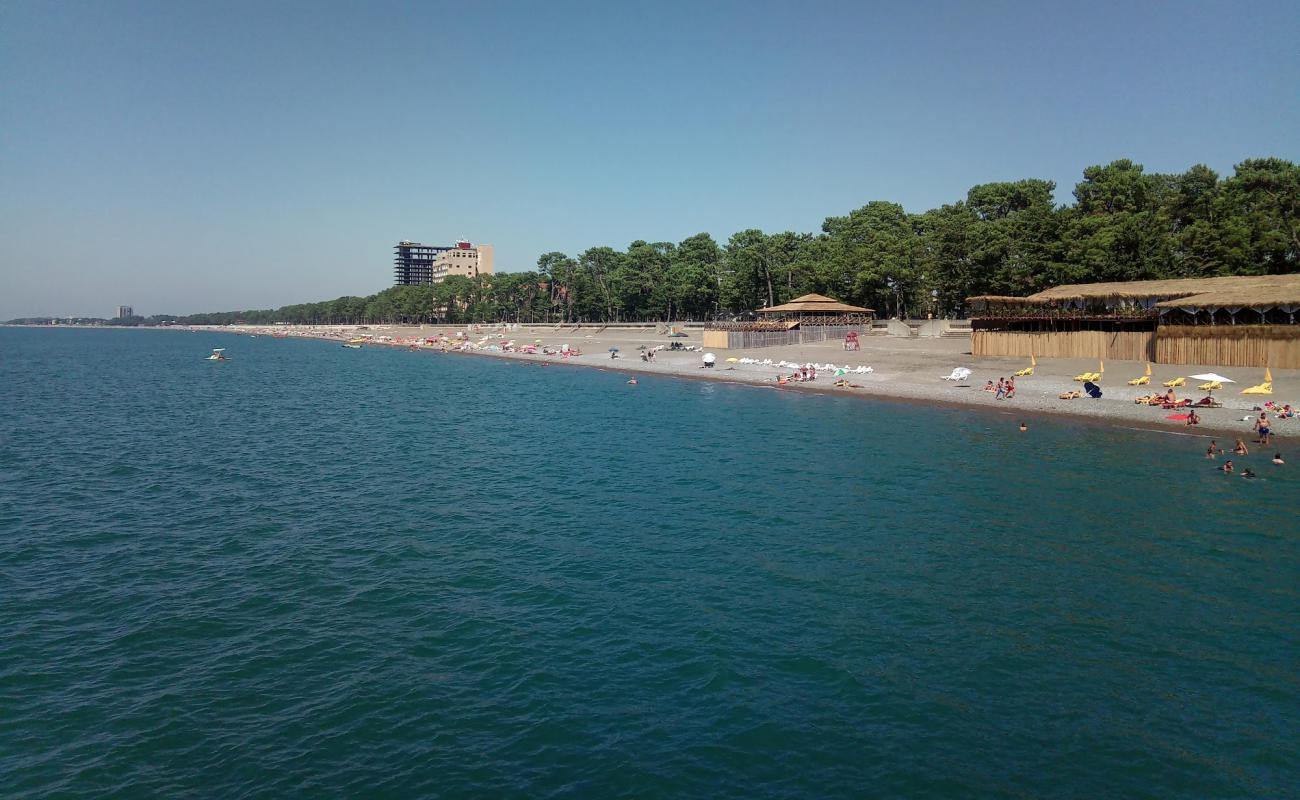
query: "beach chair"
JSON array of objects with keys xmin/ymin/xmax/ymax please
[
  {"xmin": 1197, "ymin": 381, "xmax": 1223, "ymax": 392},
  {"xmin": 1162, "ymin": 377, "xmax": 1185, "ymax": 388},
  {"xmin": 1241, "ymin": 368, "xmax": 1273, "ymax": 395},
  {"xmin": 1014, "ymin": 354, "xmax": 1036, "ymax": 377},
  {"xmin": 1071, "ymin": 360, "xmax": 1103, "ymax": 382},
  {"xmin": 1128, "ymin": 363, "xmax": 1152, "ymax": 386},
  {"xmin": 942, "ymin": 367, "xmax": 971, "ymax": 381}
]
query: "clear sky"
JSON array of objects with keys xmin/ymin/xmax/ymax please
[{"xmin": 2, "ymin": 0, "xmax": 1297, "ymax": 319}]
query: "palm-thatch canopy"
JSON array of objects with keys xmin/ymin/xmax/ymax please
[
  {"xmin": 967, "ymin": 295, "xmax": 1040, "ymax": 306},
  {"xmin": 1024, "ymin": 275, "xmax": 1300, "ymax": 305},
  {"xmin": 757, "ymin": 293, "xmax": 872, "ymax": 314},
  {"xmin": 1152, "ymin": 275, "xmax": 1300, "ymax": 309}
]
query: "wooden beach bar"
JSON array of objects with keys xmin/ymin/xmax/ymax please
[
  {"xmin": 703, "ymin": 294, "xmax": 873, "ymax": 350},
  {"xmin": 970, "ymin": 275, "xmax": 1300, "ymax": 368}
]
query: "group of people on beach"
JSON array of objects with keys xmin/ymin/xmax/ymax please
[
  {"xmin": 983, "ymin": 377, "xmax": 1016, "ymax": 400},
  {"xmin": 779, "ymin": 364, "xmax": 818, "ymax": 384}
]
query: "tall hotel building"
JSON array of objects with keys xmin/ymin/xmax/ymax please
[{"xmin": 393, "ymin": 240, "xmax": 494, "ymax": 285}]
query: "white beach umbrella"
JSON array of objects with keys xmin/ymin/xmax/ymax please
[
  {"xmin": 1189, "ymin": 372, "xmax": 1234, "ymax": 396},
  {"xmin": 702, "ymin": 352, "xmax": 716, "ymax": 364}
]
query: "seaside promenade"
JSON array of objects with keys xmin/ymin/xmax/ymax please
[{"xmin": 199, "ymin": 323, "xmax": 1296, "ymax": 440}]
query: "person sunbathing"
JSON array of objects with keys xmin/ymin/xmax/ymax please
[{"xmin": 983, "ymin": 380, "xmax": 995, "ymax": 392}]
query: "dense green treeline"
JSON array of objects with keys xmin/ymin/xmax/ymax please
[{"xmin": 167, "ymin": 158, "xmax": 1299, "ymax": 325}]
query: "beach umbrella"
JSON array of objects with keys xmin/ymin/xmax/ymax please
[
  {"xmin": 1189, "ymin": 372, "xmax": 1234, "ymax": 395},
  {"xmin": 702, "ymin": 352, "xmax": 716, "ymax": 364},
  {"xmin": 608, "ymin": 347, "xmax": 619, "ymax": 352},
  {"xmin": 725, "ymin": 357, "xmax": 739, "ymax": 362}
]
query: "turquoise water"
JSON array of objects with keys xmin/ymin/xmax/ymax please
[{"xmin": 1, "ymin": 328, "xmax": 1296, "ymax": 799}]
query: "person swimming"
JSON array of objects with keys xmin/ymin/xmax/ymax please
[
  {"xmin": 1206, "ymin": 440, "xmax": 1219, "ymax": 458},
  {"xmin": 1273, "ymin": 453, "xmax": 1285, "ymax": 465},
  {"xmin": 1241, "ymin": 468, "xmax": 1256, "ymax": 479},
  {"xmin": 1220, "ymin": 460, "xmax": 1234, "ymax": 474},
  {"xmin": 1018, "ymin": 422, "xmax": 1027, "ymax": 432}
]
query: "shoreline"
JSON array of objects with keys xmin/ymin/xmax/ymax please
[
  {"xmin": 182, "ymin": 323, "xmax": 1294, "ymax": 444},
  {"xmin": 9, "ymin": 323, "xmax": 1286, "ymax": 443}
]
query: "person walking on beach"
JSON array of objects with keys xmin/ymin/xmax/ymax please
[
  {"xmin": 1255, "ymin": 413, "xmax": 1273, "ymax": 446},
  {"xmin": 1005, "ymin": 378, "xmax": 1016, "ymax": 399},
  {"xmin": 995, "ymin": 378, "xmax": 1006, "ymax": 400}
]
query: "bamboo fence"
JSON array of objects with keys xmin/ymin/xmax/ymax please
[
  {"xmin": 972, "ymin": 330, "xmax": 1155, "ymax": 361},
  {"xmin": 1155, "ymin": 326, "xmax": 1300, "ymax": 368}
]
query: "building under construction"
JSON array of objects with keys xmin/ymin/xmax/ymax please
[{"xmin": 393, "ymin": 240, "xmax": 494, "ymax": 286}]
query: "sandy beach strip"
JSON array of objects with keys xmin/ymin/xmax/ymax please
[{"xmin": 195, "ymin": 323, "xmax": 1297, "ymax": 442}]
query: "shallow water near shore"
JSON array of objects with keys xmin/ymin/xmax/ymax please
[{"xmin": 2, "ymin": 327, "xmax": 1297, "ymax": 799}]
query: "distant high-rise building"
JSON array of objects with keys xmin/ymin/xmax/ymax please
[
  {"xmin": 393, "ymin": 240, "xmax": 494, "ymax": 285},
  {"xmin": 117, "ymin": 305, "xmax": 134, "ymax": 319}
]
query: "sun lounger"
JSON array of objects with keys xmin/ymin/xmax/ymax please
[
  {"xmin": 1241, "ymin": 382, "xmax": 1272, "ymax": 395},
  {"xmin": 1162, "ymin": 377, "xmax": 1185, "ymax": 388},
  {"xmin": 1128, "ymin": 375, "xmax": 1150, "ymax": 386},
  {"xmin": 1197, "ymin": 381, "xmax": 1222, "ymax": 391}
]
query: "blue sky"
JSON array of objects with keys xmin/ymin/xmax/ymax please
[{"xmin": 2, "ymin": 0, "xmax": 1297, "ymax": 318}]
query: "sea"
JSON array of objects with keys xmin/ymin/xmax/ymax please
[{"xmin": 1, "ymin": 327, "xmax": 1296, "ymax": 799}]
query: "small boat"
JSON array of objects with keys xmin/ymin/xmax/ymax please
[
  {"xmin": 341, "ymin": 344, "xmax": 362, "ymax": 349},
  {"xmin": 205, "ymin": 348, "xmax": 228, "ymax": 361}
]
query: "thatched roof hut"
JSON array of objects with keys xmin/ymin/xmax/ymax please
[
  {"xmin": 757, "ymin": 293, "xmax": 873, "ymax": 314},
  {"xmin": 1024, "ymin": 274, "xmax": 1300, "ymax": 306},
  {"xmin": 1151, "ymin": 275, "xmax": 1300, "ymax": 310}
]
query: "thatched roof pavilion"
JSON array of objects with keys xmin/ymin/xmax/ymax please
[
  {"xmin": 1151, "ymin": 275, "xmax": 1300, "ymax": 310},
  {"xmin": 967, "ymin": 274, "xmax": 1300, "ymax": 367},
  {"xmin": 757, "ymin": 293, "xmax": 873, "ymax": 315},
  {"xmin": 1022, "ymin": 274, "xmax": 1300, "ymax": 307}
]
